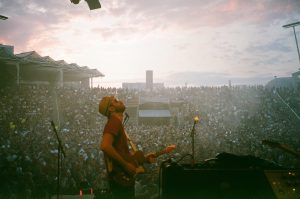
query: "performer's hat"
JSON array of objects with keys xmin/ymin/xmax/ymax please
[{"xmin": 99, "ymin": 96, "xmax": 113, "ymax": 116}]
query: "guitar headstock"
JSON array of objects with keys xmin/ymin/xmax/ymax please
[
  {"xmin": 164, "ymin": 144, "xmax": 176, "ymax": 153},
  {"xmin": 262, "ymin": 140, "xmax": 281, "ymax": 148},
  {"xmin": 154, "ymin": 144, "xmax": 177, "ymax": 158}
]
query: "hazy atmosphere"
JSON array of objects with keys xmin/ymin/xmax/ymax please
[
  {"xmin": 1, "ymin": 0, "xmax": 300, "ymax": 87},
  {"xmin": 1, "ymin": 2, "xmax": 300, "ymax": 198}
]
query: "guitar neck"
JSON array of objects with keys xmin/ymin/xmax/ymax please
[{"xmin": 154, "ymin": 149, "xmax": 168, "ymax": 158}]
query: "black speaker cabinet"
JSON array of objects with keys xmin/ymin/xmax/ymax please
[{"xmin": 159, "ymin": 161, "xmax": 277, "ymax": 199}]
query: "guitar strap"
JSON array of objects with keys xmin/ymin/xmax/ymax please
[
  {"xmin": 123, "ymin": 129, "xmax": 145, "ymax": 173},
  {"xmin": 124, "ymin": 130, "xmax": 138, "ymax": 152},
  {"xmin": 122, "ymin": 113, "xmax": 138, "ymax": 152}
]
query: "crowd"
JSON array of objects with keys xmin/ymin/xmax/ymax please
[{"xmin": 0, "ymin": 84, "xmax": 299, "ymax": 198}]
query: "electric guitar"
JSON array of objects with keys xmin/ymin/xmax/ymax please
[{"xmin": 104, "ymin": 144, "xmax": 176, "ymax": 187}]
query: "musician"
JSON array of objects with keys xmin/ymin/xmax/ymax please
[{"xmin": 99, "ymin": 96, "xmax": 156, "ymax": 199}]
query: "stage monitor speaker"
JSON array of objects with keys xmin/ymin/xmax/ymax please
[
  {"xmin": 159, "ymin": 162, "xmax": 277, "ymax": 199},
  {"xmin": 86, "ymin": 0, "xmax": 101, "ymax": 10}
]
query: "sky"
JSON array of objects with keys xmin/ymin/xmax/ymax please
[{"xmin": 0, "ymin": 0, "xmax": 300, "ymax": 87}]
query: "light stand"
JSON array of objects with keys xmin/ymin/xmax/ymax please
[{"xmin": 283, "ymin": 21, "xmax": 300, "ymax": 67}]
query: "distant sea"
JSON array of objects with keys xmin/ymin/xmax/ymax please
[{"xmin": 92, "ymin": 76, "xmax": 274, "ymax": 88}]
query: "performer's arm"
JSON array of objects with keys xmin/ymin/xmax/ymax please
[{"xmin": 101, "ymin": 133, "xmax": 136, "ymax": 175}]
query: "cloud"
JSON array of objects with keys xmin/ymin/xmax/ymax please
[
  {"xmin": 1, "ymin": 0, "xmax": 300, "ymax": 49},
  {"xmin": 120, "ymin": 0, "xmax": 300, "ymax": 30},
  {"xmin": 246, "ymin": 39, "xmax": 293, "ymax": 53},
  {"xmin": 1, "ymin": 0, "xmax": 299, "ymax": 84},
  {"xmin": 0, "ymin": 0, "xmax": 84, "ymax": 50}
]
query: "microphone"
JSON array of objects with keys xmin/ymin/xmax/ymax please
[
  {"xmin": 193, "ymin": 116, "xmax": 199, "ymax": 124},
  {"xmin": 123, "ymin": 112, "xmax": 129, "ymax": 125}
]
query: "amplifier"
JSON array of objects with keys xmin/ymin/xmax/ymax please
[{"xmin": 159, "ymin": 160, "xmax": 277, "ymax": 199}]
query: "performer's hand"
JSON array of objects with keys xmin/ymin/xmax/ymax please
[
  {"xmin": 125, "ymin": 162, "xmax": 136, "ymax": 175},
  {"xmin": 145, "ymin": 153, "xmax": 156, "ymax": 163}
]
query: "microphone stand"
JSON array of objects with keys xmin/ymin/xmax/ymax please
[
  {"xmin": 191, "ymin": 117, "xmax": 199, "ymax": 167},
  {"xmin": 51, "ymin": 121, "xmax": 66, "ymax": 199}
]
